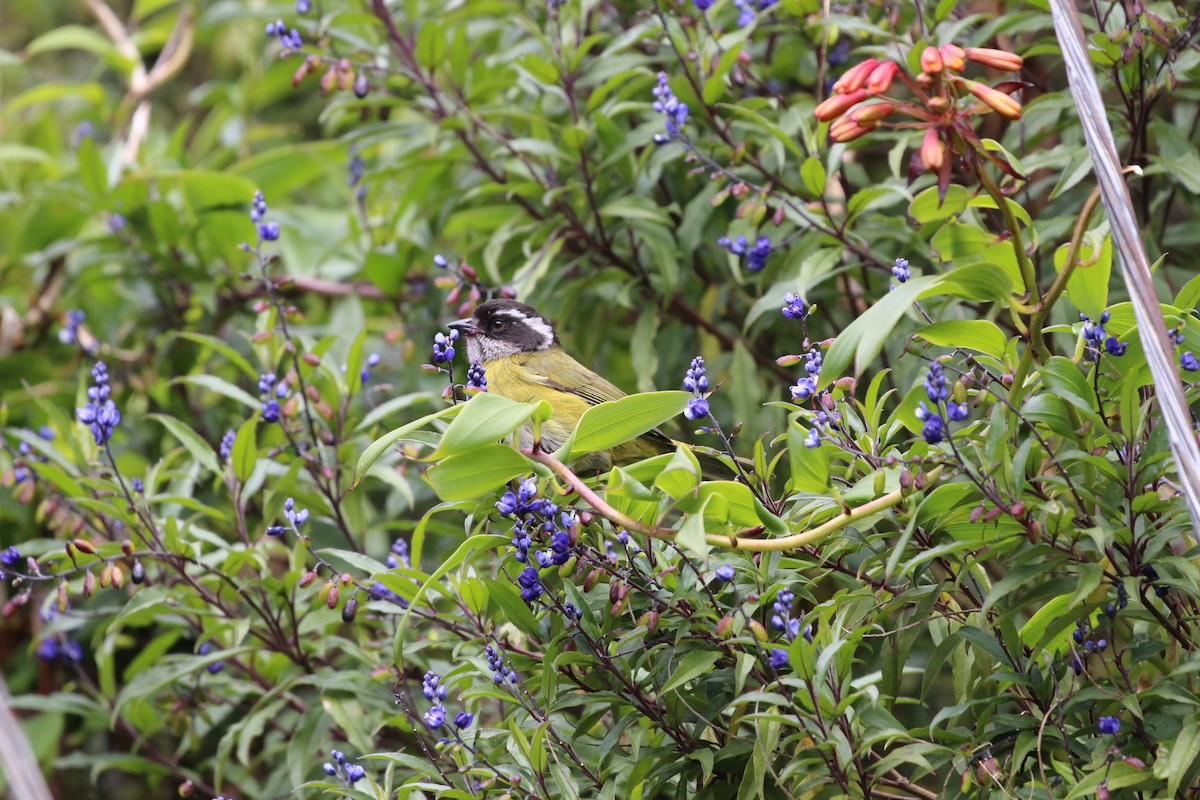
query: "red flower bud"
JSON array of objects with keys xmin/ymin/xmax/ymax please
[
  {"xmin": 829, "ymin": 117, "xmax": 873, "ymax": 142},
  {"xmin": 939, "ymin": 43, "xmax": 966, "ymax": 72},
  {"xmin": 964, "ymin": 47, "xmax": 1023, "ymax": 72},
  {"xmin": 964, "ymin": 80, "xmax": 1022, "ymax": 119},
  {"xmin": 920, "ymin": 46, "xmax": 944, "ymax": 74},
  {"xmin": 814, "ymin": 88, "xmax": 868, "ymax": 122},
  {"xmin": 921, "ymin": 128, "xmax": 945, "ymax": 169},
  {"xmin": 866, "ymin": 62, "xmax": 899, "ymax": 95},
  {"xmin": 831, "ymin": 59, "xmax": 879, "ymax": 94},
  {"xmin": 850, "ymin": 102, "xmax": 895, "ymax": 124}
]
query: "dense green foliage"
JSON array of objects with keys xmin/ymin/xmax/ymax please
[{"xmin": 4, "ymin": 0, "xmax": 1200, "ymax": 798}]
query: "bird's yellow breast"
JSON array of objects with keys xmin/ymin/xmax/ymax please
[{"xmin": 481, "ymin": 355, "xmax": 593, "ymax": 451}]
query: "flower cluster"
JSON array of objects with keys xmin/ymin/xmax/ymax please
[
  {"xmin": 1098, "ymin": 716, "xmax": 1121, "ymax": 736},
  {"xmin": 420, "ymin": 670, "xmax": 475, "ymax": 736},
  {"xmin": 683, "ymin": 356, "xmax": 711, "ymax": 421},
  {"xmin": 781, "ymin": 293, "xmax": 807, "ymax": 320},
  {"xmin": 219, "ymin": 429, "xmax": 236, "ymax": 462},
  {"xmin": 265, "ymin": 19, "xmax": 303, "ymax": 51},
  {"xmin": 360, "ymin": 353, "xmax": 382, "ymax": 385},
  {"xmin": 267, "ymin": 497, "xmax": 309, "ymax": 536},
  {"xmin": 465, "ymin": 362, "xmax": 487, "ymax": 391},
  {"xmin": 485, "ymin": 644, "xmax": 518, "ymax": 685},
  {"xmin": 36, "ymin": 636, "xmax": 84, "ymax": 665},
  {"xmin": 803, "ymin": 409, "xmax": 841, "ymax": 449},
  {"xmin": 1080, "ymin": 311, "xmax": 1125, "ymax": 361},
  {"xmin": 12, "ymin": 426, "xmax": 54, "ymax": 484},
  {"xmin": 517, "ymin": 566, "xmax": 544, "ymax": 603},
  {"xmin": 1105, "ymin": 581, "xmax": 1129, "ymax": 618},
  {"xmin": 914, "ymin": 362, "xmax": 968, "ymax": 444},
  {"xmin": 715, "ymin": 564, "xmax": 736, "ymax": 582},
  {"xmin": 249, "ymin": 190, "xmax": 280, "ymax": 241},
  {"xmin": 77, "ymin": 362, "xmax": 121, "ymax": 446},
  {"xmin": 258, "ymin": 373, "xmax": 288, "ymax": 423},
  {"xmin": 717, "ymin": 234, "xmax": 772, "ymax": 272},
  {"xmin": 770, "ymin": 588, "xmax": 811, "ymax": 642},
  {"xmin": 789, "ymin": 349, "xmax": 822, "ymax": 403},
  {"xmin": 1141, "ymin": 564, "xmax": 1169, "ymax": 598},
  {"xmin": 1181, "ymin": 349, "xmax": 1199, "ymax": 372},
  {"xmin": 198, "ymin": 641, "xmax": 225, "ymax": 674},
  {"xmin": 814, "ymin": 44, "xmax": 1023, "ymax": 178},
  {"xmin": 322, "ymin": 750, "xmax": 366, "ymax": 786},
  {"xmin": 59, "ymin": 309, "xmax": 86, "ymax": 346},
  {"xmin": 432, "ymin": 330, "xmax": 458, "ymax": 364},
  {"xmin": 496, "ymin": 478, "xmax": 575, "ymax": 568},
  {"xmin": 1, "ymin": 546, "xmax": 20, "ymax": 570},
  {"xmin": 732, "ymin": 0, "xmax": 776, "ymax": 26},
  {"xmin": 651, "ymin": 72, "xmax": 688, "ymax": 145},
  {"xmin": 892, "ymin": 257, "xmax": 911, "ymax": 284},
  {"xmin": 386, "ymin": 537, "xmax": 411, "ymax": 569}
]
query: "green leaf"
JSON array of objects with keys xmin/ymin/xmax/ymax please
[
  {"xmin": 1168, "ymin": 720, "xmax": 1200, "ymax": 796},
  {"xmin": 352, "ymin": 405, "xmax": 461, "ymax": 488},
  {"xmin": 426, "ymin": 444, "xmax": 533, "ymax": 501},
  {"xmin": 1054, "ymin": 233, "xmax": 1112, "ymax": 319},
  {"xmin": 908, "ymin": 184, "xmax": 969, "ymax": 223},
  {"xmin": 820, "ymin": 276, "xmax": 940, "ymax": 388},
  {"xmin": 661, "ymin": 650, "xmax": 721, "ymax": 694},
  {"xmin": 787, "ymin": 420, "xmax": 830, "ymax": 493},
  {"xmin": 226, "ymin": 416, "xmax": 255, "ymax": 482},
  {"xmin": 676, "ymin": 497, "xmax": 712, "ymax": 554},
  {"xmin": 1018, "ymin": 593, "xmax": 1073, "ymax": 655},
  {"xmin": 175, "ymin": 332, "xmax": 260, "ymax": 380},
  {"xmin": 800, "ymin": 156, "xmax": 827, "ymax": 198},
  {"xmin": 561, "ymin": 391, "xmax": 689, "ymax": 460},
  {"xmin": 430, "ymin": 393, "xmax": 543, "ymax": 460},
  {"xmin": 915, "ymin": 320, "xmax": 1007, "ymax": 358},
  {"xmin": 653, "ymin": 447, "xmax": 701, "ymax": 499},
  {"xmin": 173, "ymin": 375, "xmax": 260, "ymax": 410},
  {"xmin": 148, "ymin": 414, "xmax": 221, "ymax": 474}
]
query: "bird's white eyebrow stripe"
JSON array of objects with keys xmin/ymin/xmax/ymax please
[
  {"xmin": 494, "ymin": 309, "xmax": 526, "ymax": 319},
  {"xmin": 524, "ymin": 316, "xmax": 554, "ymax": 346}
]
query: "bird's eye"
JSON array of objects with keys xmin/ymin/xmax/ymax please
[{"xmin": 490, "ymin": 319, "xmax": 506, "ymax": 332}]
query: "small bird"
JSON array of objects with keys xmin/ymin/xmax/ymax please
[{"xmin": 447, "ymin": 299, "xmax": 672, "ymax": 470}]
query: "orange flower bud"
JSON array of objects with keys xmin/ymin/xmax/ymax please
[
  {"xmin": 829, "ymin": 117, "xmax": 873, "ymax": 143},
  {"xmin": 939, "ymin": 43, "xmax": 966, "ymax": 72},
  {"xmin": 814, "ymin": 88, "xmax": 868, "ymax": 122},
  {"xmin": 831, "ymin": 58, "xmax": 879, "ymax": 94},
  {"xmin": 920, "ymin": 46, "xmax": 944, "ymax": 74},
  {"xmin": 921, "ymin": 129, "xmax": 945, "ymax": 169},
  {"xmin": 850, "ymin": 102, "xmax": 895, "ymax": 124},
  {"xmin": 866, "ymin": 61, "xmax": 899, "ymax": 94},
  {"xmin": 964, "ymin": 47, "xmax": 1023, "ymax": 72},
  {"xmin": 965, "ymin": 80, "xmax": 1022, "ymax": 119},
  {"xmin": 112, "ymin": 564, "xmax": 124, "ymax": 589}
]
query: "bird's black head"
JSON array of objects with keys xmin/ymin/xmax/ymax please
[{"xmin": 448, "ymin": 300, "xmax": 559, "ymax": 363}]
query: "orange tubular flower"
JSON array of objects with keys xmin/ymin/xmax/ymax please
[
  {"xmin": 849, "ymin": 102, "xmax": 895, "ymax": 124},
  {"xmin": 964, "ymin": 79, "xmax": 1022, "ymax": 119},
  {"xmin": 920, "ymin": 46, "xmax": 944, "ymax": 74},
  {"xmin": 938, "ymin": 43, "xmax": 966, "ymax": 72},
  {"xmin": 921, "ymin": 129, "xmax": 945, "ymax": 169},
  {"xmin": 866, "ymin": 62, "xmax": 899, "ymax": 95},
  {"xmin": 814, "ymin": 88, "xmax": 868, "ymax": 122},
  {"xmin": 964, "ymin": 47, "xmax": 1024, "ymax": 72},
  {"xmin": 831, "ymin": 59, "xmax": 880, "ymax": 94}
]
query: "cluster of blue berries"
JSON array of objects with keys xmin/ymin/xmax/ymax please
[
  {"xmin": 683, "ymin": 356, "xmax": 710, "ymax": 421},
  {"xmin": 249, "ymin": 191, "xmax": 280, "ymax": 242},
  {"xmin": 781, "ymin": 293, "xmax": 807, "ymax": 320},
  {"xmin": 432, "ymin": 330, "xmax": 459, "ymax": 364},
  {"xmin": 651, "ymin": 72, "xmax": 688, "ymax": 145},
  {"xmin": 369, "ymin": 538, "xmax": 412, "ymax": 606},
  {"xmin": 258, "ymin": 372, "xmax": 289, "ymax": 424},
  {"xmin": 1080, "ymin": 311, "xmax": 1126, "ymax": 361},
  {"xmin": 1104, "ymin": 580, "xmax": 1129, "ymax": 618},
  {"xmin": 421, "ymin": 670, "xmax": 474, "ymax": 733},
  {"xmin": 322, "ymin": 750, "xmax": 366, "ymax": 786},
  {"xmin": 717, "ymin": 235, "xmax": 772, "ymax": 272},
  {"xmin": 1172, "ymin": 329, "xmax": 1200, "ymax": 372},
  {"xmin": 485, "ymin": 644, "xmax": 518, "ymax": 685},
  {"xmin": 466, "ymin": 362, "xmax": 487, "ymax": 391},
  {"xmin": 267, "ymin": 497, "xmax": 309, "ymax": 536},
  {"xmin": 77, "ymin": 362, "xmax": 121, "ymax": 446},
  {"xmin": 265, "ymin": 20, "xmax": 303, "ymax": 51},
  {"xmin": 496, "ymin": 479, "xmax": 574, "ymax": 568},
  {"xmin": 789, "ymin": 349, "xmax": 822, "ymax": 403},
  {"xmin": 1141, "ymin": 564, "xmax": 1169, "ymax": 598}
]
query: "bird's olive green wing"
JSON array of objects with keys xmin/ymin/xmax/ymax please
[
  {"xmin": 513, "ymin": 351, "xmax": 627, "ymax": 407},
  {"xmin": 513, "ymin": 351, "xmax": 674, "ymax": 451}
]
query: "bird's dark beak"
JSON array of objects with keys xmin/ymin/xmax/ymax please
[{"xmin": 447, "ymin": 317, "xmax": 477, "ymax": 336}]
